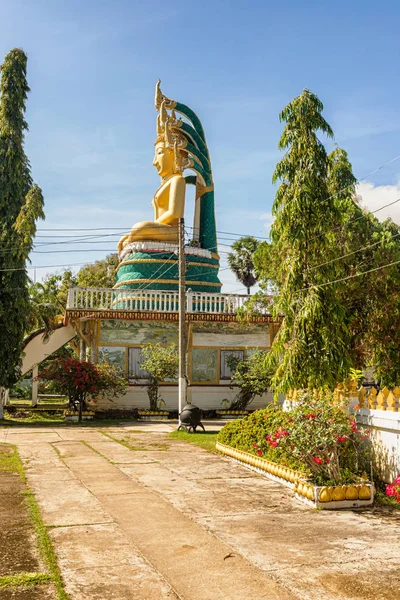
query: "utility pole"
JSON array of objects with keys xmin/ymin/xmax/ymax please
[{"xmin": 178, "ymin": 217, "xmax": 187, "ymax": 425}]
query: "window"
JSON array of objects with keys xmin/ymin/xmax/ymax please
[
  {"xmin": 128, "ymin": 347, "xmax": 149, "ymax": 380},
  {"xmin": 220, "ymin": 350, "xmax": 244, "ymax": 380},
  {"xmin": 191, "ymin": 348, "xmax": 218, "ymax": 383}
]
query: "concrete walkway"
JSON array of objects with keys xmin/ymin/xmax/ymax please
[{"xmin": 1, "ymin": 423, "xmax": 399, "ymax": 600}]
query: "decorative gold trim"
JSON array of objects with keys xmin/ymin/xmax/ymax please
[
  {"xmin": 66, "ymin": 309, "xmax": 280, "ymax": 324},
  {"xmin": 113, "ymin": 278, "xmax": 222, "ymax": 289}
]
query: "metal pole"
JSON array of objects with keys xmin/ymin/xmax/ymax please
[{"xmin": 178, "ymin": 218, "xmax": 187, "ymax": 426}]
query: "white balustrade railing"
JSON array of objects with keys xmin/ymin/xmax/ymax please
[{"xmin": 66, "ymin": 287, "xmax": 259, "ymax": 315}]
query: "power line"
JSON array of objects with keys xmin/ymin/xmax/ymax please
[
  {"xmin": 299, "ymin": 258, "xmax": 400, "ymax": 293},
  {"xmin": 307, "ymin": 197, "xmax": 400, "ymax": 243},
  {"xmin": 309, "ymin": 231, "xmax": 400, "ymax": 271}
]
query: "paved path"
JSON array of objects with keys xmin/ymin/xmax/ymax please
[{"xmin": 1, "ymin": 423, "xmax": 399, "ymax": 600}]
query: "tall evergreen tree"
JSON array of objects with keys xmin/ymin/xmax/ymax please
[
  {"xmin": 0, "ymin": 49, "xmax": 44, "ymax": 417},
  {"xmin": 266, "ymin": 90, "xmax": 351, "ymax": 392}
]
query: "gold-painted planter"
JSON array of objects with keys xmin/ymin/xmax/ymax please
[{"xmin": 216, "ymin": 442, "xmax": 374, "ymax": 510}]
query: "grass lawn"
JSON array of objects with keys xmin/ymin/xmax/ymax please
[
  {"xmin": 169, "ymin": 430, "xmax": 219, "ymax": 452},
  {"xmin": 0, "ymin": 444, "xmax": 67, "ymax": 598}
]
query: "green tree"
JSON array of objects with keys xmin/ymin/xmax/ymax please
[
  {"xmin": 27, "ymin": 270, "xmax": 77, "ymax": 335},
  {"xmin": 140, "ymin": 343, "xmax": 179, "ymax": 411},
  {"xmin": 265, "ymin": 90, "xmax": 351, "ymax": 393},
  {"xmin": 226, "ymin": 350, "xmax": 273, "ymax": 410},
  {"xmin": 227, "ymin": 236, "xmax": 259, "ymax": 295},
  {"xmin": 77, "ymin": 253, "xmax": 118, "ymax": 288},
  {"xmin": 0, "ymin": 49, "xmax": 44, "ymax": 418},
  {"xmin": 326, "ymin": 147, "xmax": 400, "ymax": 386}
]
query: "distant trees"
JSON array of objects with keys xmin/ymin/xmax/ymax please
[
  {"xmin": 0, "ymin": 49, "xmax": 45, "ymax": 417},
  {"xmin": 228, "ymin": 236, "xmax": 259, "ymax": 294}
]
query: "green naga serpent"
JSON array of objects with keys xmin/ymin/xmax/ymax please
[{"xmin": 115, "ymin": 81, "xmax": 221, "ymax": 293}]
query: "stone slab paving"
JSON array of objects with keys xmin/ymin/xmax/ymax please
[{"xmin": 3, "ymin": 424, "xmax": 400, "ymax": 600}]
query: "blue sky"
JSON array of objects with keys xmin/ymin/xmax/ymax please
[{"xmin": 1, "ymin": 0, "xmax": 400, "ymax": 292}]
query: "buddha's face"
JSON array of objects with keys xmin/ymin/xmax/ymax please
[{"xmin": 153, "ymin": 142, "xmax": 174, "ymax": 178}]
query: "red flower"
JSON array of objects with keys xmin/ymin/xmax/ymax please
[
  {"xmin": 336, "ymin": 436, "xmax": 347, "ymax": 443},
  {"xmin": 269, "ymin": 440, "xmax": 279, "ymax": 448},
  {"xmin": 257, "ymin": 449, "xmax": 263, "ymax": 456},
  {"xmin": 313, "ymin": 456, "xmax": 323, "ymax": 465},
  {"xmin": 305, "ymin": 413, "xmax": 316, "ymax": 419},
  {"xmin": 265, "ymin": 435, "xmax": 272, "ymax": 441},
  {"xmin": 253, "ymin": 443, "xmax": 258, "ymax": 448},
  {"xmin": 386, "ymin": 485, "xmax": 396, "ymax": 497}
]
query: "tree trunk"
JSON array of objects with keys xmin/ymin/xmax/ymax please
[
  {"xmin": 0, "ymin": 387, "xmax": 7, "ymax": 420},
  {"xmin": 247, "ymin": 287, "xmax": 250, "ymax": 295},
  {"xmin": 78, "ymin": 398, "xmax": 83, "ymax": 423}
]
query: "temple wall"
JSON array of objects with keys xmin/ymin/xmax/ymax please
[
  {"xmin": 93, "ymin": 317, "xmax": 274, "ymax": 411},
  {"xmin": 356, "ymin": 409, "xmax": 400, "ymax": 482},
  {"xmin": 91, "ymin": 386, "xmax": 275, "ymax": 412}
]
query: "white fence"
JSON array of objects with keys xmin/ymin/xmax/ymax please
[{"xmin": 66, "ymin": 287, "xmax": 256, "ymax": 315}]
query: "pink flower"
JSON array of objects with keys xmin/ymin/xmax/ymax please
[
  {"xmin": 253, "ymin": 443, "xmax": 258, "ymax": 448},
  {"xmin": 269, "ymin": 440, "xmax": 279, "ymax": 448},
  {"xmin": 313, "ymin": 456, "xmax": 323, "ymax": 465},
  {"xmin": 265, "ymin": 435, "xmax": 272, "ymax": 441},
  {"xmin": 386, "ymin": 485, "xmax": 397, "ymax": 497},
  {"xmin": 394, "ymin": 475, "xmax": 400, "ymax": 485}
]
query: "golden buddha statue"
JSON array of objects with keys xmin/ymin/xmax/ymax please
[{"xmin": 118, "ymin": 101, "xmax": 189, "ymax": 254}]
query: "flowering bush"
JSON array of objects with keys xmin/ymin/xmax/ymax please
[
  {"xmin": 139, "ymin": 344, "xmax": 179, "ymax": 411},
  {"xmin": 217, "ymin": 392, "xmax": 371, "ymax": 485},
  {"xmin": 38, "ymin": 357, "xmax": 127, "ymax": 421},
  {"xmin": 385, "ymin": 475, "xmax": 400, "ymax": 503}
]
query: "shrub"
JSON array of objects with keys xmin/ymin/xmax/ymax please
[
  {"xmin": 217, "ymin": 393, "xmax": 370, "ymax": 485},
  {"xmin": 37, "ymin": 357, "xmax": 127, "ymax": 421},
  {"xmin": 140, "ymin": 343, "xmax": 179, "ymax": 411},
  {"xmin": 386, "ymin": 475, "xmax": 400, "ymax": 503}
]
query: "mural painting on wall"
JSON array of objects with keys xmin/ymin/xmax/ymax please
[
  {"xmin": 100, "ymin": 320, "xmax": 178, "ymax": 345},
  {"xmin": 192, "ymin": 348, "xmax": 218, "ymax": 383},
  {"xmin": 98, "ymin": 346, "xmax": 126, "ymax": 372}
]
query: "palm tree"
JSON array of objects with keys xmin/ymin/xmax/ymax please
[{"xmin": 227, "ymin": 236, "xmax": 259, "ymax": 295}]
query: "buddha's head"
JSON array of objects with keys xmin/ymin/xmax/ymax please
[{"xmin": 153, "ymin": 141, "xmax": 175, "ymax": 178}]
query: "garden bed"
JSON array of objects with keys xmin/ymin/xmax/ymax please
[
  {"xmin": 138, "ymin": 410, "xmax": 170, "ymax": 421},
  {"xmin": 64, "ymin": 411, "xmax": 95, "ymax": 422},
  {"xmin": 216, "ymin": 410, "xmax": 249, "ymax": 419},
  {"xmin": 216, "ymin": 442, "xmax": 374, "ymax": 509}
]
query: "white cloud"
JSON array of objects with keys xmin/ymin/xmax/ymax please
[
  {"xmin": 356, "ymin": 181, "xmax": 400, "ymax": 225},
  {"xmin": 260, "ymin": 211, "xmax": 274, "ymax": 232}
]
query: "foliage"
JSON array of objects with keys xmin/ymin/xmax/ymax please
[
  {"xmin": 38, "ymin": 357, "xmax": 127, "ymax": 420},
  {"xmin": 326, "ymin": 147, "xmax": 400, "ymax": 386},
  {"xmin": 226, "ymin": 350, "xmax": 273, "ymax": 410},
  {"xmin": 140, "ymin": 343, "xmax": 179, "ymax": 411},
  {"xmin": 217, "ymin": 395, "xmax": 370, "ymax": 484},
  {"xmin": 253, "ymin": 93, "xmax": 400, "ymax": 388},
  {"xmin": 0, "ymin": 49, "xmax": 44, "ymax": 409},
  {"xmin": 227, "ymin": 236, "xmax": 259, "ymax": 294},
  {"xmin": 77, "ymin": 253, "xmax": 118, "ymax": 288},
  {"xmin": 385, "ymin": 474, "xmax": 400, "ymax": 503},
  {"xmin": 259, "ymin": 90, "xmax": 352, "ymax": 393}
]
